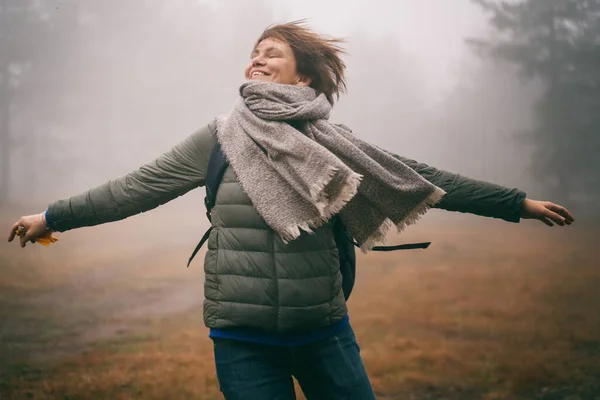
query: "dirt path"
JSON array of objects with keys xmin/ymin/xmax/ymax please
[{"xmin": 0, "ymin": 248, "xmax": 206, "ymax": 372}]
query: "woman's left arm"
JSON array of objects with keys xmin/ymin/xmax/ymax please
[{"xmin": 395, "ymin": 155, "xmax": 574, "ymax": 226}]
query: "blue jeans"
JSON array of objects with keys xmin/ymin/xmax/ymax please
[{"xmin": 213, "ymin": 324, "xmax": 376, "ymax": 400}]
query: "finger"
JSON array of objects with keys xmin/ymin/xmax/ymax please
[
  {"xmin": 549, "ymin": 203, "xmax": 575, "ymax": 223},
  {"xmin": 8, "ymin": 221, "xmax": 21, "ymax": 242},
  {"xmin": 539, "ymin": 216, "xmax": 554, "ymax": 227},
  {"xmin": 20, "ymin": 234, "xmax": 27, "ymax": 248},
  {"xmin": 23, "ymin": 230, "xmax": 38, "ymax": 244},
  {"xmin": 544, "ymin": 209, "xmax": 565, "ymax": 226}
]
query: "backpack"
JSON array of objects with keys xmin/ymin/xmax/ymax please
[{"xmin": 187, "ymin": 141, "xmax": 431, "ymax": 300}]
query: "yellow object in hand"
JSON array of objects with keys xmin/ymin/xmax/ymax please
[
  {"xmin": 14, "ymin": 228, "xmax": 58, "ymax": 246},
  {"xmin": 35, "ymin": 232, "xmax": 58, "ymax": 246}
]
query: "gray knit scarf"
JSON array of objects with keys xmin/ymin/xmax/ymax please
[{"xmin": 215, "ymin": 81, "xmax": 445, "ymax": 252}]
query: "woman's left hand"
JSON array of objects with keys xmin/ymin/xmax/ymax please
[{"xmin": 520, "ymin": 198, "xmax": 574, "ymax": 227}]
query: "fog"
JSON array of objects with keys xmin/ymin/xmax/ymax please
[
  {"xmin": 0, "ymin": 0, "xmax": 565, "ymax": 222},
  {"xmin": 2, "ymin": 5, "xmax": 598, "ymax": 398},
  {"xmin": 273, "ymin": 0, "xmax": 489, "ymax": 99}
]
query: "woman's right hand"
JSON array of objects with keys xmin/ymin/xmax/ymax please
[{"xmin": 7, "ymin": 213, "xmax": 50, "ymax": 248}]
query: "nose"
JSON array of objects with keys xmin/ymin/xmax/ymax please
[{"xmin": 251, "ymin": 54, "xmax": 266, "ymax": 66}]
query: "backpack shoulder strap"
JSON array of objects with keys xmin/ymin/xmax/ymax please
[
  {"xmin": 187, "ymin": 139, "xmax": 229, "ymax": 268},
  {"xmin": 204, "ymin": 140, "xmax": 229, "ymax": 220}
]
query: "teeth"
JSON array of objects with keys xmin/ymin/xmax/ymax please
[{"xmin": 252, "ymin": 71, "xmax": 265, "ymax": 77}]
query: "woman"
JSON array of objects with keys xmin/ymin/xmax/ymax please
[{"xmin": 8, "ymin": 22, "xmax": 574, "ymax": 400}]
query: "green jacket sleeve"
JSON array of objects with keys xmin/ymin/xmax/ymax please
[
  {"xmin": 46, "ymin": 122, "xmax": 217, "ymax": 232},
  {"xmin": 395, "ymin": 155, "xmax": 526, "ymax": 223}
]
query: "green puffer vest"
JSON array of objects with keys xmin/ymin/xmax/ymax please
[{"xmin": 203, "ymin": 126, "xmax": 347, "ymax": 333}]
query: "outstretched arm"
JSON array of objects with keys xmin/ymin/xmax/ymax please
[
  {"xmin": 395, "ymin": 155, "xmax": 573, "ymax": 226},
  {"xmin": 8, "ymin": 122, "xmax": 218, "ymax": 246}
]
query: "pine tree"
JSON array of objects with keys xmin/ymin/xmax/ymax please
[{"xmin": 470, "ymin": 0, "xmax": 600, "ymax": 203}]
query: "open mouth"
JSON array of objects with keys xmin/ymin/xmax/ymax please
[{"xmin": 251, "ymin": 71, "xmax": 270, "ymax": 78}]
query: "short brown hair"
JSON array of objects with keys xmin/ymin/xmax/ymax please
[{"xmin": 255, "ymin": 20, "xmax": 347, "ymax": 104}]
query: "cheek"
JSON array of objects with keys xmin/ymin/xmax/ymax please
[
  {"xmin": 243, "ymin": 63, "xmax": 252, "ymax": 78},
  {"xmin": 276, "ymin": 61, "xmax": 297, "ymax": 81},
  {"xmin": 270, "ymin": 62, "xmax": 293, "ymax": 83}
]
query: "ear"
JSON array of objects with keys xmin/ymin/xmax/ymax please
[{"xmin": 296, "ymin": 75, "xmax": 312, "ymax": 87}]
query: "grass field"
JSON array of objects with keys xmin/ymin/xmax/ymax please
[{"xmin": 1, "ymin": 209, "xmax": 599, "ymax": 400}]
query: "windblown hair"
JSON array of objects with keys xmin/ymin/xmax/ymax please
[{"xmin": 255, "ymin": 20, "xmax": 347, "ymax": 104}]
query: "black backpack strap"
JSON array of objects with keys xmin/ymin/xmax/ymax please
[
  {"xmin": 353, "ymin": 241, "xmax": 431, "ymax": 251},
  {"xmin": 187, "ymin": 227, "xmax": 213, "ymax": 267},
  {"xmin": 204, "ymin": 140, "xmax": 229, "ymax": 221},
  {"xmin": 187, "ymin": 140, "xmax": 229, "ymax": 268}
]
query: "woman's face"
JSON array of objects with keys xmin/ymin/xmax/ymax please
[{"xmin": 244, "ymin": 38, "xmax": 311, "ymax": 86}]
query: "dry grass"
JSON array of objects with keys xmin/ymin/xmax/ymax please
[{"xmin": 1, "ymin": 210, "xmax": 599, "ymax": 399}]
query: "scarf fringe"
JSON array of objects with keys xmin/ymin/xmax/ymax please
[
  {"xmin": 310, "ymin": 165, "xmax": 339, "ymax": 215},
  {"xmin": 280, "ymin": 171, "xmax": 363, "ymax": 243},
  {"xmin": 359, "ymin": 218, "xmax": 393, "ymax": 253},
  {"xmin": 322, "ymin": 171, "xmax": 363, "ymax": 217},
  {"xmin": 359, "ymin": 186, "xmax": 446, "ymax": 253},
  {"xmin": 394, "ymin": 185, "xmax": 446, "ymax": 233},
  {"xmin": 310, "ymin": 168, "xmax": 363, "ymax": 218}
]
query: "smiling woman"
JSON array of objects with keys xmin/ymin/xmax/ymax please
[
  {"xmin": 7, "ymin": 20, "xmax": 574, "ymax": 400},
  {"xmin": 246, "ymin": 23, "xmax": 346, "ymax": 104}
]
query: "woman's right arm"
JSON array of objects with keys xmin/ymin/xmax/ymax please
[{"xmin": 9, "ymin": 122, "xmax": 217, "ymax": 244}]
